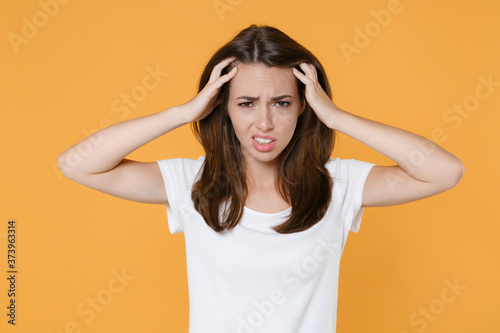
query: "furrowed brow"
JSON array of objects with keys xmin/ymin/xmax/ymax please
[{"xmin": 236, "ymin": 95, "xmax": 293, "ymax": 101}]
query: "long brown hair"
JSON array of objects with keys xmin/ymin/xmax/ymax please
[{"xmin": 191, "ymin": 24, "xmax": 336, "ymax": 234}]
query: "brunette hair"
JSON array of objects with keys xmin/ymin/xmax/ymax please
[{"xmin": 191, "ymin": 24, "xmax": 336, "ymax": 234}]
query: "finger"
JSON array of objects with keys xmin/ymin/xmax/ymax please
[
  {"xmin": 213, "ymin": 66, "xmax": 238, "ymax": 89},
  {"xmin": 208, "ymin": 56, "xmax": 237, "ymax": 84},
  {"xmin": 292, "ymin": 67, "xmax": 305, "ymax": 80},
  {"xmin": 212, "ymin": 67, "xmax": 237, "ymax": 106},
  {"xmin": 293, "ymin": 66, "xmax": 311, "ymax": 85},
  {"xmin": 298, "ymin": 62, "xmax": 317, "ymax": 80}
]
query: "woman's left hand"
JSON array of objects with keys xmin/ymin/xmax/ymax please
[{"xmin": 292, "ymin": 62, "xmax": 343, "ymax": 129}]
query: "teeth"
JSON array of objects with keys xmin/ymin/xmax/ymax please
[{"xmin": 254, "ymin": 137, "xmax": 273, "ymax": 144}]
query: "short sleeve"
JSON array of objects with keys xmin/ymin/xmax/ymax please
[
  {"xmin": 156, "ymin": 156, "xmax": 205, "ymax": 234},
  {"xmin": 329, "ymin": 157, "xmax": 376, "ymax": 233}
]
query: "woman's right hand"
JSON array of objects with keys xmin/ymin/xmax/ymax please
[{"xmin": 179, "ymin": 56, "xmax": 238, "ymax": 123}]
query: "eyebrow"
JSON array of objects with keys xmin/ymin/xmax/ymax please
[{"xmin": 236, "ymin": 95, "xmax": 293, "ymax": 101}]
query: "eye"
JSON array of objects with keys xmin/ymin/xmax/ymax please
[
  {"xmin": 238, "ymin": 102, "xmax": 253, "ymax": 107},
  {"xmin": 276, "ymin": 101, "xmax": 290, "ymax": 108},
  {"xmin": 237, "ymin": 101, "xmax": 290, "ymax": 108}
]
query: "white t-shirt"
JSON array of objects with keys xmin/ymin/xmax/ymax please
[{"xmin": 156, "ymin": 155, "xmax": 375, "ymax": 333}]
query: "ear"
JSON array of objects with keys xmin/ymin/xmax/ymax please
[{"xmin": 299, "ymin": 97, "xmax": 306, "ymax": 116}]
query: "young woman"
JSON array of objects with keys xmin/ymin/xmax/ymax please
[{"xmin": 58, "ymin": 24, "xmax": 464, "ymax": 332}]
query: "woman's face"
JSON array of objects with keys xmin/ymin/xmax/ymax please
[{"xmin": 227, "ymin": 63, "xmax": 306, "ymax": 166}]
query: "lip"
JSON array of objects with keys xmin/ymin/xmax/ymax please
[
  {"xmin": 252, "ymin": 134, "xmax": 277, "ymax": 140},
  {"xmin": 252, "ymin": 134, "xmax": 277, "ymax": 152}
]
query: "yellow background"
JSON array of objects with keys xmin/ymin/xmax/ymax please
[{"xmin": 1, "ymin": 0, "xmax": 499, "ymax": 332}]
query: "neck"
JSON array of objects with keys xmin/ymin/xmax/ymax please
[{"xmin": 244, "ymin": 158, "xmax": 279, "ymax": 191}]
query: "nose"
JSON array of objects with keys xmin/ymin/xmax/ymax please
[{"xmin": 255, "ymin": 107, "xmax": 274, "ymax": 131}]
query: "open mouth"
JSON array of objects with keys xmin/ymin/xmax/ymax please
[
  {"xmin": 252, "ymin": 136, "xmax": 276, "ymax": 152},
  {"xmin": 253, "ymin": 137, "xmax": 274, "ymax": 144}
]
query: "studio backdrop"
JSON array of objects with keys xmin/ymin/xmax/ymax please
[{"xmin": 1, "ymin": 0, "xmax": 498, "ymax": 332}]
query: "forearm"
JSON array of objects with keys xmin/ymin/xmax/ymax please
[
  {"xmin": 331, "ymin": 108, "xmax": 464, "ymax": 185},
  {"xmin": 58, "ymin": 105, "xmax": 188, "ymax": 175}
]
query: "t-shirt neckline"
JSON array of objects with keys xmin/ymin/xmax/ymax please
[
  {"xmin": 239, "ymin": 206, "xmax": 292, "ymax": 233},
  {"xmin": 243, "ymin": 205, "xmax": 292, "ymax": 218}
]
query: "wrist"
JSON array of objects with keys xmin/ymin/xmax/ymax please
[
  {"xmin": 166, "ymin": 105, "xmax": 192, "ymax": 127},
  {"xmin": 326, "ymin": 107, "xmax": 348, "ymax": 131}
]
